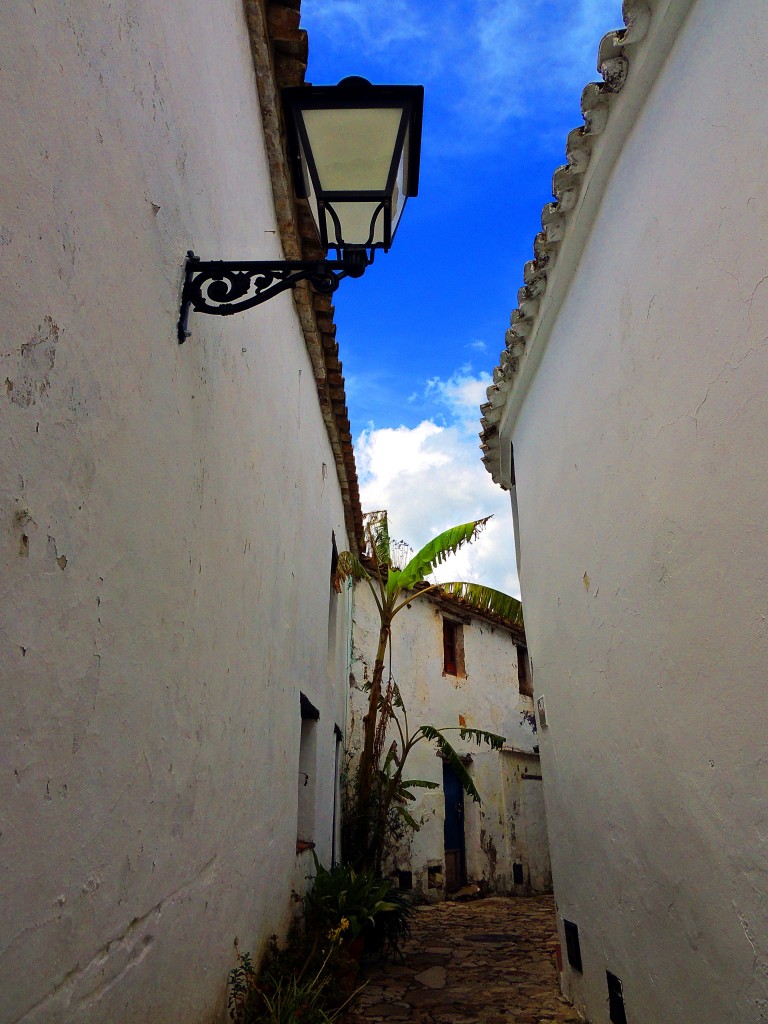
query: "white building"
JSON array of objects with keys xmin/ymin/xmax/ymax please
[
  {"xmin": 0, "ymin": 3, "xmax": 361, "ymax": 1022},
  {"xmin": 350, "ymin": 579, "xmax": 551, "ymax": 900},
  {"xmin": 480, "ymin": 2, "xmax": 768, "ymax": 1022}
]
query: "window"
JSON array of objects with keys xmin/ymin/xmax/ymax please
[
  {"xmin": 517, "ymin": 644, "xmax": 532, "ymax": 697},
  {"xmin": 607, "ymin": 972, "xmax": 627, "ymax": 1024},
  {"xmin": 442, "ymin": 618, "xmax": 465, "ymax": 677},
  {"xmin": 329, "ymin": 531, "xmax": 339, "ymax": 581},
  {"xmin": 297, "ymin": 694, "xmax": 319, "ymax": 849},
  {"xmin": 327, "ymin": 533, "xmax": 340, "ymax": 677},
  {"xmin": 563, "ymin": 920, "xmax": 583, "ymax": 973},
  {"xmin": 331, "ymin": 724, "xmax": 342, "ymax": 867}
]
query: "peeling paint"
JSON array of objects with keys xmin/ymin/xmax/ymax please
[
  {"xmin": 3, "ymin": 317, "xmax": 59, "ymax": 407},
  {"xmin": 45, "ymin": 535, "xmax": 67, "ymax": 573}
]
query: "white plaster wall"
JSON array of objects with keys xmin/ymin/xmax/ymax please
[
  {"xmin": 0, "ymin": 4, "xmax": 351, "ymax": 1022},
  {"xmin": 349, "ymin": 583, "xmax": 549, "ymax": 897},
  {"xmin": 504, "ymin": 2, "xmax": 768, "ymax": 1020}
]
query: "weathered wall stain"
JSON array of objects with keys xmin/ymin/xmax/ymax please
[
  {"xmin": 45, "ymin": 535, "xmax": 68, "ymax": 572},
  {"xmin": 15, "ymin": 509, "xmax": 34, "ymax": 558},
  {"xmin": 15, "ymin": 856, "xmax": 217, "ymax": 1023},
  {"xmin": 66, "ymin": 378, "xmax": 101, "ymax": 420},
  {"xmin": 480, "ymin": 828, "xmax": 498, "ymax": 888},
  {"xmin": 3, "ymin": 317, "xmax": 59, "ymax": 407}
]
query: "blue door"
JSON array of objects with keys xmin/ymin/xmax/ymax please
[{"xmin": 443, "ymin": 762, "xmax": 466, "ymax": 890}]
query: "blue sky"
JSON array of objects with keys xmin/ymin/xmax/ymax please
[{"xmin": 301, "ymin": 0, "xmax": 625, "ymax": 594}]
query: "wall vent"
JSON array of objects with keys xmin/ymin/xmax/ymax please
[
  {"xmin": 563, "ymin": 920, "xmax": 583, "ymax": 973},
  {"xmin": 607, "ymin": 971, "xmax": 627, "ymax": 1024}
]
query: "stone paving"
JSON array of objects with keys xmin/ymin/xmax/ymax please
[{"xmin": 342, "ymin": 894, "xmax": 584, "ymax": 1024}]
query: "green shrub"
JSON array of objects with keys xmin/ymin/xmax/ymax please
[
  {"xmin": 228, "ymin": 938, "xmax": 358, "ymax": 1024},
  {"xmin": 305, "ymin": 854, "xmax": 413, "ymax": 959},
  {"xmin": 228, "ymin": 858, "xmax": 413, "ymax": 1023}
]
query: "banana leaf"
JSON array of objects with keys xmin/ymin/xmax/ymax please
[{"xmin": 387, "ymin": 517, "xmax": 491, "ymax": 595}]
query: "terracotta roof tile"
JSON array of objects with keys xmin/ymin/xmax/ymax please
[
  {"xmin": 244, "ymin": 0, "xmax": 365, "ymax": 553},
  {"xmin": 478, "ymin": 0, "xmax": 668, "ymax": 488}
]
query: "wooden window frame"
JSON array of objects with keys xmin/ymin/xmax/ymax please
[{"xmin": 442, "ymin": 618, "xmax": 465, "ymax": 677}]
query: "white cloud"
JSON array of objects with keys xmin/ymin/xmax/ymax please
[
  {"xmin": 426, "ymin": 366, "xmax": 492, "ymax": 429},
  {"xmin": 356, "ymin": 369, "xmax": 520, "ymax": 598}
]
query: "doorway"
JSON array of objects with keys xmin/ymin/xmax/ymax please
[{"xmin": 443, "ymin": 761, "xmax": 466, "ymax": 891}]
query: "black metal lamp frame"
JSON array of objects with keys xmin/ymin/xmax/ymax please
[
  {"xmin": 177, "ymin": 247, "xmax": 370, "ymax": 344},
  {"xmin": 177, "ymin": 78, "xmax": 422, "ymax": 344}
]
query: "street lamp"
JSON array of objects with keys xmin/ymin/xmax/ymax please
[{"xmin": 178, "ymin": 77, "xmax": 423, "ymax": 343}]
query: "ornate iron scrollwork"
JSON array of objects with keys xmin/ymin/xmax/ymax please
[{"xmin": 177, "ymin": 250, "xmax": 371, "ymax": 343}]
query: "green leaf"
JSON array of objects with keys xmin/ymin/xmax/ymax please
[
  {"xmin": 418, "ymin": 725, "xmax": 482, "ymax": 804},
  {"xmin": 399, "ymin": 778, "xmax": 440, "ymax": 800},
  {"xmin": 393, "ymin": 805, "xmax": 421, "ymax": 830},
  {"xmin": 382, "ymin": 742, "xmax": 399, "ymax": 772},
  {"xmin": 388, "ymin": 518, "xmax": 492, "ymax": 595},
  {"xmin": 364, "ymin": 510, "xmax": 391, "ymax": 567},
  {"xmin": 458, "ymin": 727, "xmax": 506, "ymax": 751},
  {"xmin": 438, "ymin": 582, "xmax": 524, "ymax": 626}
]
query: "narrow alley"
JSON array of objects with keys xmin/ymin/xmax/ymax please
[{"xmin": 342, "ymin": 895, "xmax": 582, "ymax": 1024}]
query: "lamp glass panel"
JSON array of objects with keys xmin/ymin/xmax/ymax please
[
  {"xmin": 391, "ymin": 122, "xmax": 409, "ymax": 236},
  {"xmin": 302, "ymin": 107, "xmax": 403, "ymax": 192},
  {"xmin": 324, "ymin": 201, "xmax": 386, "ymax": 248}
]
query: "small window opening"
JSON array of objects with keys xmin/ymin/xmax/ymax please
[
  {"xmin": 607, "ymin": 972, "xmax": 627, "ymax": 1024},
  {"xmin": 427, "ymin": 863, "xmax": 443, "ymax": 889},
  {"xmin": 397, "ymin": 870, "xmax": 413, "ymax": 891},
  {"xmin": 297, "ymin": 694, "xmax": 319, "ymax": 848},
  {"xmin": 327, "ymin": 533, "xmax": 340, "ymax": 678},
  {"xmin": 513, "ymin": 862, "xmax": 525, "ymax": 885},
  {"xmin": 563, "ymin": 920, "xmax": 583, "ymax": 973},
  {"xmin": 443, "ymin": 619, "xmax": 465, "ymax": 676},
  {"xmin": 517, "ymin": 644, "xmax": 532, "ymax": 697},
  {"xmin": 330, "ymin": 531, "xmax": 339, "ymax": 582},
  {"xmin": 331, "ymin": 724, "xmax": 343, "ymax": 867}
]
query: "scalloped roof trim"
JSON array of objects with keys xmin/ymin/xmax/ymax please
[{"xmin": 478, "ymin": 0, "xmax": 658, "ymax": 488}]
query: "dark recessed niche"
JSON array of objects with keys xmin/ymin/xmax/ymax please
[
  {"xmin": 398, "ymin": 870, "xmax": 413, "ymax": 890},
  {"xmin": 513, "ymin": 862, "xmax": 524, "ymax": 885},
  {"xmin": 563, "ymin": 919, "xmax": 583, "ymax": 973},
  {"xmin": 607, "ymin": 971, "xmax": 628, "ymax": 1024}
]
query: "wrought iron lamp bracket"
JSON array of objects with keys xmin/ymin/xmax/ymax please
[{"xmin": 177, "ymin": 249, "xmax": 371, "ymax": 343}]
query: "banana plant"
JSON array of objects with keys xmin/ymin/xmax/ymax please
[{"xmin": 334, "ymin": 511, "xmax": 523, "ymax": 870}]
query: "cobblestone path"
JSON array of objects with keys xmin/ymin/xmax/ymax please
[{"xmin": 342, "ymin": 895, "xmax": 584, "ymax": 1024}]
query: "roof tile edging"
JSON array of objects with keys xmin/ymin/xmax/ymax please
[
  {"xmin": 243, "ymin": 0, "xmax": 365, "ymax": 554},
  {"xmin": 478, "ymin": 0, "xmax": 696, "ymax": 489}
]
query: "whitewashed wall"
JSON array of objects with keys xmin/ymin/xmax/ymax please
[
  {"xmin": 349, "ymin": 583, "xmax": 549, "ymax": 898},
  {"xmin": 0, "ymin": 3, "xmax": 352, "ymax": 1022},
  {"xmin": 499, "ymin": 2, "xmax": 768, "ymax": 1021}
]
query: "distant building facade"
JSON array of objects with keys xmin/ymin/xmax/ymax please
[
  {"xmin": 0, "ymin": 3, "xmax": 362, "ymax": 1023},
  {"xmin": 480, "ymin": 2, "xmax": 768, "ymax": 1022},
  {"xmin": 350, "ymin": 580, "xmax": 551, "ymax": 900}
]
